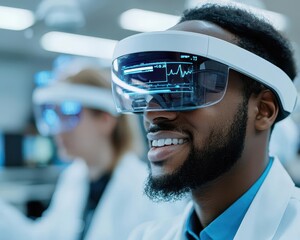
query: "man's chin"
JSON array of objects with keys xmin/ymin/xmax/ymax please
[{"xmin": 144, "ymin": 172, "xmax": 190, "ymax": 202}]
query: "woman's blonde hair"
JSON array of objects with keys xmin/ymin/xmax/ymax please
[{"xmin": 57, "ymin": 65, "xmax": 145, "ymax": 164}]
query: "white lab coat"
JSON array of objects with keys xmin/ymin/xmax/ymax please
[
  {"xmin": 129, "ymin": 158, "xmax": 300, "ymax": 240},
  {"xmin": 0, "ymin": 152, "xmax": 187, "ymax": 240}
]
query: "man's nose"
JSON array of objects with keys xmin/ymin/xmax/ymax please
[{"xmin": 144, "ymin": 110, "xmax": 178, "ymax": 125}]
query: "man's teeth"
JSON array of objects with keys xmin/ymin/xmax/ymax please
[{"xmin": 151, "ymin": 138, "xmax": 185, "ymax": 147}]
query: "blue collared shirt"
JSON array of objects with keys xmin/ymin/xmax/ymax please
[{"xmin": 185, "ymin": 158, "xmax": 273, "ymax": 240}]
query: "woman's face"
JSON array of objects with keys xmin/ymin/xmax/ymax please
[{"xmin": 55, "ymin": 108, "xmax": 110, "ymax": 162}]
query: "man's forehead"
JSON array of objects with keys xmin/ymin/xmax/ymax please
[{"xmin": 168, "ymin": 20, "xmax": 237, "ymax": 44}]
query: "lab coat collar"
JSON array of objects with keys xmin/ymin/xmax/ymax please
[
  {"xmin": 127, "ymin": 158, "xmax": 295, "ymax": 240},
  {"xmin": 234, "ymin": 158, "xmax": 295, "ymax": 240}
]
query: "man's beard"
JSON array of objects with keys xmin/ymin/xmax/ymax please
[{"xmin": 144, "ymin": 98, "xmax": 248, "ymax": 202}]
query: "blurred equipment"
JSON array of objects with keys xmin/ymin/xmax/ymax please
[
  {"xmin": 270, "ymin": 117, "xmax": 300, "ymax": 164},
  {"xmin": 36, "ymin": 0, "xmax": 85, "ymax": 30}
]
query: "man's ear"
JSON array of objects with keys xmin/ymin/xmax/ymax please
[{"xmin": 255, "ymin": 90, "xmax": 279, "ymax": 131}]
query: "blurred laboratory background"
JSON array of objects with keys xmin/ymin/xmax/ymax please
[{"xmin": 0, "ymin": 0, "xmax": 299, "ymax": 219}]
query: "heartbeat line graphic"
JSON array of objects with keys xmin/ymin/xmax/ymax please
[{"xmin": 167, "ymin": 64, "xmax": 193, "ymax": 78}]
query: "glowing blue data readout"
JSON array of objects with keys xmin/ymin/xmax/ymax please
[{"xmin": 123, "ymin": 62, "xmax": 193, "ymax": 84}]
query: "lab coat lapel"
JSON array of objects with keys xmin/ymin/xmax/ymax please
[
  {"xmin": 85, "ymin": 153, "xmax": 143, "ymax": 239},
  {"xmin": 234, "ymin": 158, "xmax": 295, "ymax": 240}
]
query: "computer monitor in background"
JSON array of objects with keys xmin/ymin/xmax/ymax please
[
  {"xmin": 22, "ymin": 134, "xmax": 55, "ymax": 167},
  {"xmin": 2, "ymin": 132, "xmax": 58, "ymax": 167},
  {"xmin": 0, "ymin": 133, "xmax": 4, "ymax": 167}
]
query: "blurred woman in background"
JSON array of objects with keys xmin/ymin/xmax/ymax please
[{"xmin": 0, "ymin": 60, "xmax": 186, "ymax": 240}]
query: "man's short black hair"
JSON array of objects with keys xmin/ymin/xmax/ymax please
[{"xmin": 180, "ymin": 4, "xmax": 297, "ymax": 102}]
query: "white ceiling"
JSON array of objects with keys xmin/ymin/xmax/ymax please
[
  {"xmin": 0, "ymin": 0, "xmax": 299, "ymax": 131},
  {"xmin": 0, "ymin": 0, "xmax": 298, "ymax": 63}
]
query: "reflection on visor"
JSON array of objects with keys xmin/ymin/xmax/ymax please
[
  {"xmin": 112, "ymin": 52, "xmax": 229, "ymax": 113},
  {"xmin": 35, "ymin": 101, "xmax": 82, "ymax": 136}
]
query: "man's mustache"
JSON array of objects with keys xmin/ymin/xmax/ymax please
[{"xmin": 147, "ymin": 123, "xmax": 181, "ymax": 133}]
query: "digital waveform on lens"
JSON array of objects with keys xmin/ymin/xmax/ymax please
[{"xmin": 166, "ymin": 64, "xmax": 193, "ymax": 78}]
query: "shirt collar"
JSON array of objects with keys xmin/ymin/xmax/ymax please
[{"xmin": 185, "ymin": 158, "xmax": 274, "ymax": 240}]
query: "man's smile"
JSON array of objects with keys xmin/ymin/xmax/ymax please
[{"xmin": 147, "ymin": 131, "xmax": 189, "ymax": 163}]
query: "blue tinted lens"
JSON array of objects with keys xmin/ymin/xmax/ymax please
[
  {"xmin": 61, "ymin": 101, "xmax": 82, "ymax": 115},
  {"xmin": 112, "ymin": 51, "xmax": 229, "ymax": 113},
  {"xmin": 43, "ymin": 108, "xmax": 60, "ymax": 127},
  {"xmin": 37, "ymin": 103, "xmax": 82, "ymax": 135}
]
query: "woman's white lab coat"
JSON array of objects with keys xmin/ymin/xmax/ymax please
[
  {"xmin": 0, "ymin": 152, "xmax": 186, "ymax": 240},
  {"xmin": 129, "ymin": 158, "xmax": 300, "ymax": 240}
]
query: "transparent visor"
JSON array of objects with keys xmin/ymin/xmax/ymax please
[
  {"xmin": 34, "ymin": 101, "xmax": 82, "ymax": 136},
  {"xmin": 112, "ymin": 52, "xmax": 229, "ymax": 113}
]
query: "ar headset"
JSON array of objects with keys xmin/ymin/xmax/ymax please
[
  {"xmin": 111, "ymin": 30, "xmax": 297, "ymax": 121},
  {"xmin": 33, "ymin": 83, "xmax": 119, "ymax": 136}
]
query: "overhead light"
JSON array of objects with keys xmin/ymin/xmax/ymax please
[
  {"xmin": 119, "ymin": 8, "xmax": 180, "ymax": 32},
  {"xmin": 0, "ymin": 6, "xmax": 35, "ymax": 31},
  {"xmin": 185, "ymin": 0, "xmax": 288, "ymax": 31},
  {"xmin": 41, "ymin": 31, "xmax": 118, "ymax": 59}
]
